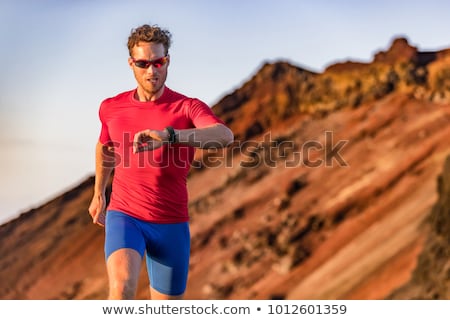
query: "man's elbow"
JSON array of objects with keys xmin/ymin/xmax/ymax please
[
  {"xmin": 202, "ymin": 124, "xmax": 234, "ymax": 149},
  {"xmin": 221, "ymin": 125, "xmax": 234, "ymax": 147}
]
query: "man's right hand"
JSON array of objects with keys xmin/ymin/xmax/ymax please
[{"xmin": 88, "ymin": 193, "xmax": 106, "ymax": 227}]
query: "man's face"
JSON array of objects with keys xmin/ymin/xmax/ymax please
[{"xmin": 128, "ymin": 42, "xmax": 169, "ymax": 100}]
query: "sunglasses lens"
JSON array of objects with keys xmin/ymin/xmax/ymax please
[
  {"xmin": 153, "ymin": 57, "xmax": 167, "ymax": 68},
  {"xmin": 133, "ymin": 57, "xmax": 167, "ymax": 69},
  {"xmin": 134, "ymin": 60, "xmax": 150, "ymax": 68}
]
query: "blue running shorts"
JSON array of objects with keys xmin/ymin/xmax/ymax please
[{"xmin": 105, "ymin": 210, "xmax": 190, "ymax": 296}]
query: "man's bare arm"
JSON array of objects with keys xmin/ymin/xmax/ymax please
[
  {"xmin": 175, "ymin": 123, "xmax": 234, "ymax": 149},
  {"xmin": 133, "ymin": 123, "xmax": 234, "ymax": 153},
  {"xmin": 88, "ymin": 141, "xmax": 115, "ymax": 226}
]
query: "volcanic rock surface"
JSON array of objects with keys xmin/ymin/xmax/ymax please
[{"xmin": 1, "ymin": 37, "xmax": 449, "ymax": 299}]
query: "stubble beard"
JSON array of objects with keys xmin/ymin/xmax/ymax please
[{"xmin": 143, "ymin": 74, "xmax": 166, "ymax": 97}]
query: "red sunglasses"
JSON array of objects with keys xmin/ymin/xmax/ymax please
[{"xmin": 131, "ymin": 56, "xmax": 169, "ymax": 69}]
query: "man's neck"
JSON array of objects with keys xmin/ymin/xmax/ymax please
[{"xmin": 135, "ymin": 86, "xmax": 165, "ymax": 102}]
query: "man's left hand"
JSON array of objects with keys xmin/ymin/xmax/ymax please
[{"xmin": 133, "ymin": 129, "xmax": 169, "ymax": 153}]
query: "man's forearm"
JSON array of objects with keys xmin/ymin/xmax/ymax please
[
  {"xmin": 94, "ymin": 142, "xmax": 114, "ymax": 194},
  {"xmin": 174, "ymin": 124, "xmax": 234, "ymax": 149}
]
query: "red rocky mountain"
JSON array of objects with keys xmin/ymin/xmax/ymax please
[{"xmin": 1, "ymin": 37, "xmax": 449, "ymax": 299}]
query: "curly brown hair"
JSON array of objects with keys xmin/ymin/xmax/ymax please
[{"xmin": 127, "ymin": 24, "xmax": 172, "ymax": 56}]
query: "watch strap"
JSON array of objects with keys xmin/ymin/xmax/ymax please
[{"xmin": 165, "ymin": 126, "xmax": 177, "ymax": 143}]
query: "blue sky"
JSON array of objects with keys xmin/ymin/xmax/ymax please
[{"xmin": 1, "ymin": 0, "xmax": 449, "ymax": 223}]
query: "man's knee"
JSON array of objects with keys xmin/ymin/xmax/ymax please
[
  {"xmin": 106, "ymin": 248, "xmax": 142, "ymax": 299},
  {"xmin": 109, "ymin": 280, "xmax": 138, "ymax": 299}
]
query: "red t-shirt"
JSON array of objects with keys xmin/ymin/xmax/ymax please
[{"xmin": 98, "ymin": 87, "xmax": 224, "ymax": 223}]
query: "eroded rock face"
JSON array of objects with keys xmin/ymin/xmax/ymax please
[{"xmin": 390, "ymin": 156, "xmax": 450, "ymax": 299}]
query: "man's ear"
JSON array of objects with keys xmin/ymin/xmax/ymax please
[{"xmin": 128, "ymin": 57, "xmax": 134, "ymax": 68}]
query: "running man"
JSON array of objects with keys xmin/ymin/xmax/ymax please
[{"xmin": 88, "ymin": 24, "xmax": 233, "ymax": 300}]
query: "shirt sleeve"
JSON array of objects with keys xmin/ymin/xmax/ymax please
[
  {"xmin": 187, "ymin": 98, "xmax": 225, "ymax": 128},
  {"xmin": 98, "ymin": 101, "xmax": 111, "ymax": 145}
]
